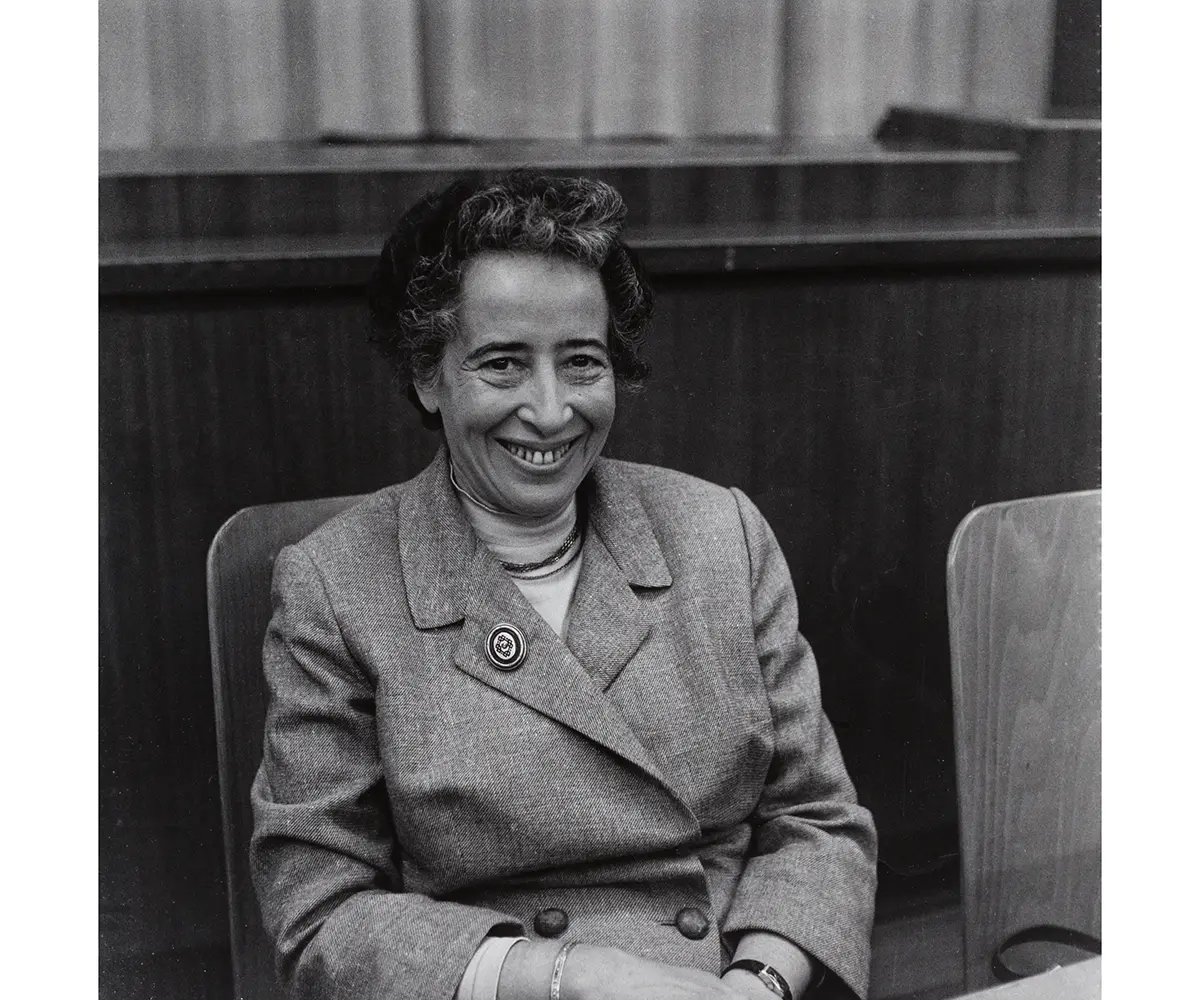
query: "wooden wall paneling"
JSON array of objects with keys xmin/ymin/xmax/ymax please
[
  {"xmin": 614, "ymin": 159, "xmax": 1015, "ymax": 227},
  {"xmin": 873, "ymin": 110, "xmax": 1100, "ymax": 224},
  {"xmin": 98, "ymin": 175, "xmax": 166, "ymax": 244},
  {"xmin": 611, "ymin": 263, "xmax": 1099, "ymax": 848},
  {"xmin": 789, "ymin": 164, "xmax": 876, "ymax": 225},
  {"xmin": 100, "ymin": 170, "xmax": 461, "ymax": 244},
  {"xmin": 331, "ymin": 169, "xmax": 471, "ymax": 236},
  {"xmin": 1018, "ymin": 123, "xmax": 1101, "ymax": 220},
  {"xmin": 93, "ymin": 193, "xmax": 1097, "ymax": 300},
  {"xmin": 789, "ymin": 161, "xmax": 1014, "ymax": 225},
  {"xmin": 625, "ymin": 164, "xmax": 789, "ymax": 229},
  {"xmin": 825, "ymin": 274, "xmax": 958, "ymax": 844},
  {"xmin": 1019, "ymin": 127, "xmax": 1069, "ymax": 219},
  {"xmin": 100, "ymin": 154, "xmax": 1021, "ymax": 242},
  {"xmin": 100, "ymin": 317, "xmax": 231, "ymax": 962},
  {"xmin": 100, "ymin": 292, "xmax": 440, "ymax": 968},
  {"xmin": 1067, "ymin": 126, "xmax": 1101, "ymax": 220},
  {"xmin": 862, "ymin": 161, "xmax": 1014, "ymax": 220},
  {"xmin": 100, "ymin": 259, "xmax": 1100, "ymax": 993},
  {"xmin": 907, "ymin": 272, "xmax": 1101, "ymax": 829},
  {"xmin": 609, "ymin": 273, "xmax": 846, "ymax": 650}
]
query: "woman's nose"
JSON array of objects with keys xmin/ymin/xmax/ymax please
[{"xmin": 517, "ymin": 370, "xmax": 573, "ymax": 432}]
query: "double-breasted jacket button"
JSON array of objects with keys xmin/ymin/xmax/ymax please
[
  {"xmin": 533, "ymin": 907, "xmax": 569, "ymax": 938},
  {"xmin": 485, "ymin": 623, "xmax": 527, "ymax": 671},
  {"xmin": 674, "ymin": 906, "xmax": 710, "ymax": 940}
]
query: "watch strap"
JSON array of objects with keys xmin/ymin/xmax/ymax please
[{"xmin": 722, "ymin": 959, "xmax": 794, "ymax": 1000}]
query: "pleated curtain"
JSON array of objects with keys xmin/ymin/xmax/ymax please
[{"xmin": 99, "ymin": 0, "xmax": 1059, "ymax": 150}]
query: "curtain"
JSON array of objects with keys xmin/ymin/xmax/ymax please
[{"xmin": 100, "ymin": 0, "xmax": 1059, "ymax": 150}]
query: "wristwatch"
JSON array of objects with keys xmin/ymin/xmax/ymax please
[{"xmin": 722, "ymin": 959, "xmax": 793, "ymax": 1000}]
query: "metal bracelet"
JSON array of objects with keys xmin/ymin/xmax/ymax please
[{"xmin": 549, "ymin": 940, "xmax": 578, "ymax": 1000}]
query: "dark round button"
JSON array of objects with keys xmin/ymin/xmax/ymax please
[
  {"xmin": 485, "ymin": 622, "xmax": 527, "ymax": 671},
  {"xmin": 533, "ymin": 907, "xmax": 569, "ymax": 938},
  {"xmin": 674, "ymin": 906, "xmax": 710, "ymax": 940}
]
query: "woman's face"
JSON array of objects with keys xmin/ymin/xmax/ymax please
[{"xmin": 415, "ymin": 251, "xmax": 616, "ymax": 519}]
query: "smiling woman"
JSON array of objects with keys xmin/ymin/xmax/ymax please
[
  {"xmin": 249, "ymin": 172, "xmax": 878, "ymax": 1000},
  {"xmin": 414, "ymin": 252, "xmax": 615, "ymax": 520}
]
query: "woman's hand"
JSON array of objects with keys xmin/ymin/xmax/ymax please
[{"xmin": 559, "ymin": 944, "xmax": 751, "ymax": 1000}]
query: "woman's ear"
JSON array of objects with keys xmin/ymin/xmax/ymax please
[{"xmin": 412, "ymin": 380, "xmax": 439, "ymax": 415}]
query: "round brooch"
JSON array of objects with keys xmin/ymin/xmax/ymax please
[{"xmin": 485, "ymin": 622, "xmax": 527, "ymax": 671}]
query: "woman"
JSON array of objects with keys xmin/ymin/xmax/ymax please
[{"xmin": 251, "ymin": 172, "xmax": 876, "ymax": 1000}]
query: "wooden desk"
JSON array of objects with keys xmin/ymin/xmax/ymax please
[{"xmin": 958, "ymin": 958, "xmax": 1100, "ymax": 1000}]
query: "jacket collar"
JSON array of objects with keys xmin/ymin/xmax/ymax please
[{"xmin": 396, "ymin": 446, "xmax": 671, "ymax": 629}]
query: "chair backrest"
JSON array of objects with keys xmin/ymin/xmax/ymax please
[
  {"xmin": 206, "ymin": 495, "xmax": 364, "ymax": 1000},
  {"xmin": 947, "ymin": 490, "xmax": 1100, "ymax": 992}
]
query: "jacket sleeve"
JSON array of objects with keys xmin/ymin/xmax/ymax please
[
  {"xmin": 722, "ymin": 489, "xmax": 878, "ymax": 1000},
  {"xmin": 250, "ymin": 544, "xmax": 523, "ymax": 1000}
]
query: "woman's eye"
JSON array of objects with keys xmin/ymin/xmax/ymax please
[
  {"xmin": 484, "ymin": 358, "xmax": 515, "ymax": 372},
  {"xmin": 569, "ymin": 354, "xmax": 604, "ymax": 369}
]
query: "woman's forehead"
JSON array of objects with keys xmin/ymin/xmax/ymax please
[
  {"xmin": 458, "ymin": 252, "xmax": 608, "ymax": 342},
  {"xmin": 461, "ymin": 250, "xmax": 602, "ymax": 297}
]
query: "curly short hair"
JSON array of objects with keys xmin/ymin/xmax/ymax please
[{"xmin": 367, "ymin": 171, "xmax": 654, "ymax": 428}]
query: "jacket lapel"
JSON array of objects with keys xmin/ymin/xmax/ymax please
[
  {"xmin": 452, "ymin": 556, "xmax": 673, "ymax": 790},
  {"xmin": 563, "ymin": 534, "xmax": 652, "ymax": 691},
  {"xmin": 567, "ymin": 460, "xmax": 673, "ymax": 691},
  {"xmin": 395, "ymin": 450, "xmax": 684, "ymax": 803}
]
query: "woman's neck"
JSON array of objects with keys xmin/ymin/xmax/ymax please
[
  {"xmin": 449, "ymin": 461, "xmax": 578, "ymax": 563},
  {"xmin": 461, "ymin": 495, "xmax": 577, "ymax": 565}
]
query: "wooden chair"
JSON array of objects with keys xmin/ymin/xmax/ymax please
[
  {"xmin": 206, "ymin": 495, "xmax": 364, "ymax": 1000},
  {"xmin": 947, "ymin": 490, "xmax": 1100, "ymax": 992}
]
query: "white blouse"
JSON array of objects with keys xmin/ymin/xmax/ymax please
[{"xmin": 458, "ymin": 493, "xmax": 583, "ymax": 637}]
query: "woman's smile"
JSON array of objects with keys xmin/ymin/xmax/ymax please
[{"xmin": 497, "ymin": 436, "xmax": 580, "ymax": 469}]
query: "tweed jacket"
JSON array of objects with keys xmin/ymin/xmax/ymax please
[{"xmin": 251, "ymin": 449, "xmax": 877, "ymax": 1000}]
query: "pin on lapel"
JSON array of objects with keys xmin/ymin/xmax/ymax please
[{"xmin": 485, "ymin": 622, "xmax": 527, "ymax": 671}]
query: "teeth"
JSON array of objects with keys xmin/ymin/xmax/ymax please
[{"xmin": 503, "ymin": 441, "xmax": 574, "ymax": 465}]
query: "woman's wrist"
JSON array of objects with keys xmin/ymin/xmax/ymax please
[
  {"xmin": 723, "ymin": 965, "xmax": 794, "ymax": 999},
  {"xmin": 726, "ymin": 930, "xmax": 816, "ymax": 997},
  {"xmin": 496, "ymin": 938, "xmax": 564, "ymax": 1000}
]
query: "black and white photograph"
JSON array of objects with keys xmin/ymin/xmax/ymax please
[{"xmin": 93, "ymin": 4, "xmax": 1106, "ymax": 1000}]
